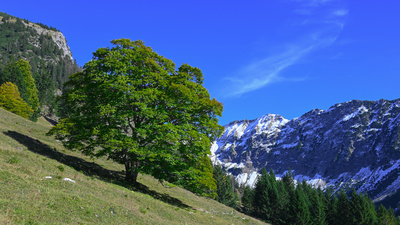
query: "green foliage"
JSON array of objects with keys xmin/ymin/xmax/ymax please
[
  {"xmin": 0, "ymin": 59, "xmax": 40, "ymax": 120},
  {"xmin": 335, "ymin": 189, "xmax": 350, "ymax": 224},
  {"xmin": 57, "ymin": 165, "xmax": 65, "ymax": 172},
  {"xmin": 7, "ymin": 155, "xmax": 20, "ymax": 164},
  {"xmin": 213, "ymin": 166, "xmax": 238, "ymax": 207},
  {"xmin": 377, "ymin": 204, "xmax": 398, "ymax": 225},
  {"xmin": 288, "ymin": 186, "xmax": 310, "ymax": 225},
  {"xmin": 0, "ymin": 82, "xmax": 33, "ymax": 119},
  {"xmin": 240, "ymin": 185, "xmax": 254, "ymax": 212},
  {"xmin": 1, "ymin": 59, "xmax": 39, "ymax": 120},
  {"xmin": 236, "ymin": 169, "xmax": 399, "ymax": 225},
  {"xmin": 253, "ymin": 168, "xmax": 284, "ymax": 222},
  {"xmin": 252, "ymin": 168, "xmax": 269, "ymax": 218},
  {"xmin": 175, "ymin": 156, "xmax": 217, "ymax": 198},
  {"xmin": 16, "ymin": 59, "xmax": 39, "ymax": 110},
  {"xmin": 35, "ymin": 22, "xmax": 60, "ymax": 32},
  {"xmin": 47, "ymin": 39, "xmax": 223, "ymax": 196},
  {"xmin": 0, "ymin": 14, "xmax": 80, "ymax": 116},
  {"xmin": 0, "ymin": 58, "xmax": 24, "ymax": 93},
  {"xmin": 349, "ymin": 189, "xmax": 377, "ymax": 225},
  {"xmin": 309, "ymin": 188, "xmax": 327, "ymax": 225}
]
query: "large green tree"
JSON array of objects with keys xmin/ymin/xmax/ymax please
[{"xmin": 48, "ymin": 39, "xmax": 223, "ymax": 195}]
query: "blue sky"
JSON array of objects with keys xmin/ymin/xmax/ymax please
[{"xmin": 2, "ymin": 0, "xmax": 400, "ymax": 125}]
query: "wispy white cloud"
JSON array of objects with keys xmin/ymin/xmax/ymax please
[
  {"xmin": 223, "ymin": 47, "xmax": 308, "ymax": 97},
  {"xmin": 293, "ymin": 0, "xmax": 333, "ymax": 7},
  {"xmin": 332, "ymin": 9, "xmax": 348, "ymax": 16},
  {"xmin": 224, "ymin": 33, "xmax": 337, "ymax": 97},
  {"xmin": 222, "ymin": 0, "xmax": 348, "ymax": 98}
]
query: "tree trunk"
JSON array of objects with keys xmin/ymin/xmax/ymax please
[{"xmin": 125, "ymin": 161, "xmax": 138, "ymax": 184}]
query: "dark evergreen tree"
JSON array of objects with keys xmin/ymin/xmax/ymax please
[
  {"xmin": 288, "ymin": 187, "xmax": 311, "ymax": 225},
  {"xmin": 213, "ymin": 166, "xmax": 238, "ymax": 207},
  {"xmin": 349, "ymin": 189, "xmax": 377, "ymax": 225},
  {"xmin": 233, "ymin": 168, "xmax": 396, "ymax": 225},
  {"xmin": 240, "ymin": 184, "xmax": 254, "ymax": 213},
  {"xmin": 266, "ymin": 169, "xmax": 283, "ymax": 224},
  {"xmin": 377, "ymin": 204, "xmax": 397, "ymax": 225},
  {"xmin": 325, "ymin": 188, "xmax": 338, "ymax": 225},
  {"xmin": 309, "ymin": 188, "xmax": 327, "ymax": 225},
  {"xmin": 335, "ymin": 189, "xmax": 350, "ymax": 225},
  {"xmin": 275, "ymin": 179, "xmax": 290, "ymax": 224},
  {"xmin": 253, "ymin": 167, "xmax": 271, "ymax": 221},
  {"xmin": 282, "ymin": 169, "xmax": 295, "ymax": 191}
]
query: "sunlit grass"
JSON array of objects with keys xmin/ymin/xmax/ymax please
[{"xmin": 0, "ymin": 107, "xmax": 267, "ymax": 224}]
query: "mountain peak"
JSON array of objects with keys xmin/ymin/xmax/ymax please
[{"xmin": 211, "ymin": 98, "xmax": 400, "ymax": 212}]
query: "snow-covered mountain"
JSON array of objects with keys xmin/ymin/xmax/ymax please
[{"xmin": 211, "ymin": 99, "xmax": 400, "ymax": 211}]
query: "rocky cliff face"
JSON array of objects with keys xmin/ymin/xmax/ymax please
[
  {"xmin": 0, "ymin": 14, "xmax": 73, "ymax": 61},
  {"xmin": 26, "ymin": 22, "xmax": 73, "ymax": 60},
  {"xmin": 211, "ymin": 99, "xmax": 400, "ymax": 211}
]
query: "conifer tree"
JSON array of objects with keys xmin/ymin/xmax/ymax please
[
  {"xmin": 0, "ymin": 59, "xmax": 39, "ymax": 120},
  {"xmin": 276, "ymin": 179, "xmax": 290, "ymax": 224},
  {"xmin": 335, "ymin": 189, "xmax": 350, "ymax": 225},
  {"xmin": 324, "ymin": 188, "xmax": 338, "ymax": 225},
  {"xmin": 15, "ymin": 59, "xmax": 39, "ymax": 113},
  {"xmin": 288, "ymin": 187, "xmax": 311, "ymax": 225},
  {"xmin": 266, "ymin": 169, "xmax": 282, "ymax": 223},
  {"xmin": 377, "ymin": 204, "xmax": 398, "ymax": 225},
  {"xmin": 253, "ymin": 167, "xmax": 271, "ymax": 221},
  {"xmin": 240, "ymin": 184, "xmax": 254, "ymax": 213},
  {"xmin": 213, "ymin": 165, "xmax": 237, "ymax": 207},
  {"xmin": 349, "ymin": 189, "xmax": 377, "ymax": 225},
  {"xmin": 309, "ymin": 188, "xmax": 327, "ymax": 225},
  {"xmin": 282, "ymin": 169, "xmax": 295, "ymax": 192}
]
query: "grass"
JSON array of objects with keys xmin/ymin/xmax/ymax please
[{"xmin": 0, "ymin": 107, "xmax": 267, "ymax": 225}]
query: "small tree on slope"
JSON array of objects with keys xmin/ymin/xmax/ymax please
[{"xmin": 0, "ymin": 82, "xmax": 33, "ymax": 119}]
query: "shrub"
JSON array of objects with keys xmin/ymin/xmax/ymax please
[{"xmin": 0, "ymin": 82, "xmax": 33, "ymax": 119}]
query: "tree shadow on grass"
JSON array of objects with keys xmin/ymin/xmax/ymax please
[
  {"xmin": 42, "ymin": 115, "xmax": 58, "ymax": 126},
  {"xmin": 4, "ymin": 130, "xmax": 192, "ymax": 210}
]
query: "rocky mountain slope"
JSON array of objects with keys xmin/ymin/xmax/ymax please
[
  {"xmin": 24, "ymin": 21, "xmax": 73, "ymax": 61},
  {"xmin": 211, "ymin": 99, "xmax": 400, "ymax": 212},
  {"xmin": 0, "ymin": 12, "xmax": 80, "ymax": 115}
]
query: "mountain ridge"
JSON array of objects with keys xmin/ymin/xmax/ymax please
[{"xmin": 211, "ymin": 98, "xmax": 400, "ymax": 213}]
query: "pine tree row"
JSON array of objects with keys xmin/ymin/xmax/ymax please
[{"xmin": 214, "ymin": 166, "xmax": 399, "ymax": 225}]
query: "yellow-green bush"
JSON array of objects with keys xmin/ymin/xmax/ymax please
[{"xmin": 0, "ymin": 82, "xmax": 33, "ymax": 119}]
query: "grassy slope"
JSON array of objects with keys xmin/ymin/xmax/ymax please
[{"xmin": 0, "ymin": 107, "xmax": 267, "ymax": 225}]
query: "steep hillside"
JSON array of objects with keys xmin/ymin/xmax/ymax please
[
  {"xmin": 0, "ymin": 107, "xmax": 266, "ymax": 224},
  {"xmin": 211, "ymin": 99, "xmax": 400, "ymax": 214}
]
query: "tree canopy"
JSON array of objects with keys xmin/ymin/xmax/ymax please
[
  {"xmin": 48, "ymin": 39, "xmax": 223, "ymax": 196},
  {"xmin": 0, "ymin": 82, "xmax": 33, "ymax": 119},
  {"xmin": 231, "ymin": 167, "xmax": 400, "ymax": 225},
  {"xmin": 0, "ymin": 59, "xmax": 39, "ymax": 120}
]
